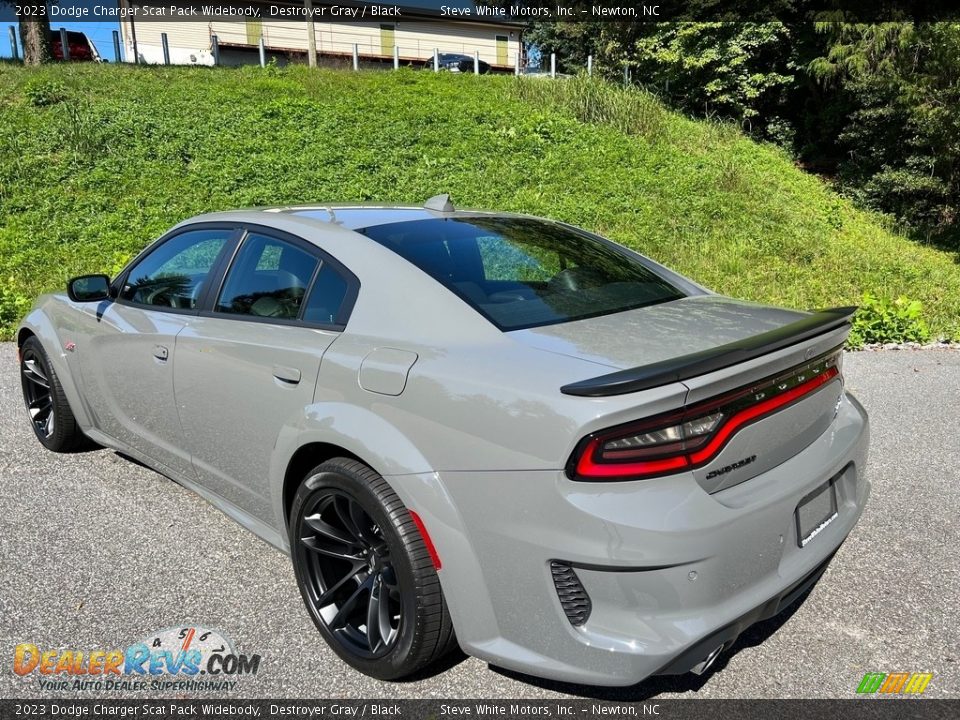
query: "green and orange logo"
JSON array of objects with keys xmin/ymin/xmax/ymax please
[{"xmin": 856, "ymin": 672, "xmax": 933, "ymax": 695}]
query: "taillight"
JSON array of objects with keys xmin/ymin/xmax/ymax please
[{"xmin": 568, "ymin": 348, "xmax": 843, "ymax": 481}]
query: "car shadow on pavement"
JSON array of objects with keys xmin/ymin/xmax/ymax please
[
  {"xmin": 57, "ymin": 437, "xmax": 103, "ymax": 453},
  {"xmin": 115, "ymin": 451, "xmax": 155, "ymax": 468},
  {"xmin": 403, "ymin": 647, "xmax": 471, "ymax": 682},
  {"xmin": 487, "ymin": 587, "xmax": 814, "ymax": 700}
]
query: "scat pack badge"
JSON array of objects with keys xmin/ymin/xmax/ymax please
[{"xmin": 13, "ymin": 626, "xmax": 261, "ymax": 692}]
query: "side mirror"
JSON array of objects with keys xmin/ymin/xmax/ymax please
[{"xmin": 67, "ymin": 274, "xmax": 112, "ymax": 302}]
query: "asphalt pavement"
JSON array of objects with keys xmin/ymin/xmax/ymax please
[{"xmin": 1, "ymin": 343, "xmax": 957, "ymax": 699}]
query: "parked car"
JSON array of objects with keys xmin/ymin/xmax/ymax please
[
  {"xmin": 50, "ymin": 30, "xmax": 104, "ymax": 62},
  {"xmin": 18, "ymin": 196, "xmax": 869, "ymax": 685},
  {"xmin": 422, "ymin": 52, "xmax": 490, "ymax": 73}
]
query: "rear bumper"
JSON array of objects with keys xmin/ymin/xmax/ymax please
[
  {"xmin": 389, "ymin": 392, "xmax": 870, "ymax": 687},
  {"xmin": 654, "ymin": 548, "xmax": 836, "ymax": 676}
]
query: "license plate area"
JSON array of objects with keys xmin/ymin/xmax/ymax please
[{"xmin": 795, "ymin": 476, "xmax": 839, "ymax": 548}]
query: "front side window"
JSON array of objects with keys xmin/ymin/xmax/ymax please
[
  {"xmin": 120, "ymin": 228, "xmax": 233, "ymax": 309},
  {"xmin": 360, "ymin": 217, "xmax": 686, "ymax": 330},
  {"xmin": 216, "ymin": 233, "xmax": 318, "ymax": 320}
]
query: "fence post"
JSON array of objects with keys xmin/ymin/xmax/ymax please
[
  {"xmin": 587, "ymin": 55, "xmax": 593, "ymax": 76},
  {"xmin": 8, "ymin": 26, "xmax": 18, "ymax": 62},
  {"xmin": 161, "ymin": 32, "xmax": 170, "ymax": 65},
  {"xmin": 550, "ymin": 53, "xmax": 556, "ymax": 78},
  {"xmin": 259, "ymin": 35, "xmax": 266, "ymax": 67},
  {"xmin": 352, "ymin": 43, "xmax": 359, "ymax": 71},
  {"xmin": 112, "ymin": 30, "xmax": 121, "ymax": 63},
  {"xmin": 129, "ymin": 10, "xmax": 139, "ymax": 64},
  {"xmin": 514, "ymin": 51, "xmax": 520, "ymax": 76},
  {"xmin": 433, "ymin": 48, "xmax": 438, "ymax": 72},
  {"xmin": 211, "ymin": 34, "xmax": 219, "ymax": 66},
  {"xmin": 472, "ymin": 50, "xmax": 478, "ymax": 75},
  {"xmin": 624, "ymin": 65, "xmax": 630, "ymax": 86},
  {"xmin": 59, "ymin": 27, "xmax": 70, "ymax": 61},
  {"xmin": 305, "ymin": 0, "xmax": 317, "ymax": 67},
  {"xmin": 393, "ymin": 43, "xmax": 399, "ymax": 70}
]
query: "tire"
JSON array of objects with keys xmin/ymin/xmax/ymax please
[
  {"xmin": 19, "ymin": 336, "xmax": 87, "ymax": 452},
  {"xmin": 289, "ymin": 457, "xmax": 456, "ymax": 680}
]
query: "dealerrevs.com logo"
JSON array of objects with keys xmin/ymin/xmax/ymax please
[{"xmin": 13, "ymin": 626, "xmax": 261, "ymax": 692}]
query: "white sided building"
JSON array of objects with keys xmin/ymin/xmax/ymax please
[{"xmin": 118, "ymin": 1, "xmax": 525, "ymax": 70}]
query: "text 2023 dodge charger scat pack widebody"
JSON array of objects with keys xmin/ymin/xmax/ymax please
[{"xmin": 18, "ymin": 196, "xmax": 869, "ymax": 686}]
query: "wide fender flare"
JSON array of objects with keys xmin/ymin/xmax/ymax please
[
  {"xmin": 18, "ymin": 308, "xmax": 93, "ymax": 429},
  {"xmin": 268, "ymin": 402, "xmax": 501, "ymax": 647},
  {"xmin": 269, "ymin": 401, "xmax": 434, "ymax": 531}
]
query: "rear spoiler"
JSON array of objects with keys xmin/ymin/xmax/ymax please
[{"xmin": 560, "ymin": 306, "xmax": 857, "ymax": 398}]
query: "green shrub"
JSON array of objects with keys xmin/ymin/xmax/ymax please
[
  {"xmin": 58, "ymin": 99, "xmax": 109, "ymax": 160},
  {"xmin": 511, "ymin": 74, "xmax": 666, "ymax": 138},
  {"xmin": 848, "ymin": 293, "xmax": 932, "ymax": 347},
  {"xmin": 0, "ymin": 287, "xmax": 31, "ymax": 331},
  {"xmin": 23, "ymin": 78, "xmax": 68, "ymax": 107}
]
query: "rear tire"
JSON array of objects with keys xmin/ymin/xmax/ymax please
[
  {"xmin": 19, "ymin": 336, "xmax": 87, "ymax": 452},
  {"xmin": 289, "ymin": 457, "xmax": 456, "ymax": 680}
]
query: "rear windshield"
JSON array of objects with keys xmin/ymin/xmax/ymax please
[{"xmin": 360, "ymin": 217, "xmax": 685, "ymax": 331}]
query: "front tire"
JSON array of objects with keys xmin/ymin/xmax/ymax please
[
  {"xmin": 289, "ymin": 457, "xmax": 456, "ymax": 680},
  {"xmin": 19, "ymin": 336, "xmax": 87, "ymax": 452}
]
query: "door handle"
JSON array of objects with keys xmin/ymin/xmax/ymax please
[
  {"xmin": 153, "ymin": 345, "xmax": 169, "ymax": 362},
  {"xmin": 272, "ymin": 365, "xmax": 301, "ymax": 385}
]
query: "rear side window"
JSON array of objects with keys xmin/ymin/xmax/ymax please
[
  {"xmin": 302, "ymin": 265, "xmax": 349, "ymax": 326},
  {"xmin": 216, "ymin": 233, "xmax": 318, "ymax": 320},
  {"xmin": 360, "ymin": 217, "xmax": 685, "ymax": 331}
]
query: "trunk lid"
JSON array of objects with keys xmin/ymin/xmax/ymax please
[
  {"xmin": 509, "ymin": 296, "xmax": 810, "ymax": 371},
  {"xmin": 528, "ymin": 296, "xmax": 853, "ymax": 492}
]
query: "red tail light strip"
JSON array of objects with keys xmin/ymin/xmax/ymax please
[
  {"xmin": 572, "ymin": 360, "xmax": 840, "ymax": 481},
  {"xmin": 575, "ymin": 449, "xmax": 688, "ymax": 478},
  {"xmin": 687, "ymin": 367, "xmax": 838, "ymax": 465}
]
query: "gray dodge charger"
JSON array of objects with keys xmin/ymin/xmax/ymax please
[{"xmin": 17, "ymin": 196, "xmax": 869, "ymax": 686}]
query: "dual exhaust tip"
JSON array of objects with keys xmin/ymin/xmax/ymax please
[{"xmin": 689, "ymin": 644, "xmax": 725, "ymax": 676}]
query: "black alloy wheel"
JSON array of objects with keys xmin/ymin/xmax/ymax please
[
  {"xmin": 299, "ymin": 488, "xmax": 402, "ymax": 658},
  {"xmin": 19, "ymin": 336, "xmax": 86, "ymax": 452},
  {"xmin": 21, "ymin": 345, "xmax": 55, "ymax": 440},
  {"xmin": 290, "ymin": 458, "xmax": 456, "ymax": 679}
]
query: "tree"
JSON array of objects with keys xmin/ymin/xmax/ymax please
[
  {"xmin": 10, "ymin": 13, "xmax": 53, "ymax": 65},
  {"xmin": 523, "ymin": 22, "xmax": 603, "ymax": 71},
  {"xmin": 628, "ymin": 23, "xmax": 798, "ymax": 140},
  {"xmin": 808, "ymin": 23, "xmax": 960, "ymax": 237},
  {"xmin": 525, "ymin": 16, "xmax": 960, "ymax": 241},
  {"xmin": 525, "ymin": 21, "xmax": 800, "ymax": 141}
]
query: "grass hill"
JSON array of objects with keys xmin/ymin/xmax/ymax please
[{"xmin": 1, "ymin": 63, "xmax": 958, "ymax": 341}]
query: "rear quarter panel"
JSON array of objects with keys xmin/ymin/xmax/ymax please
[{"xmin": 301, "ymin": 331, "xmax": 691, "ymax": 473}]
